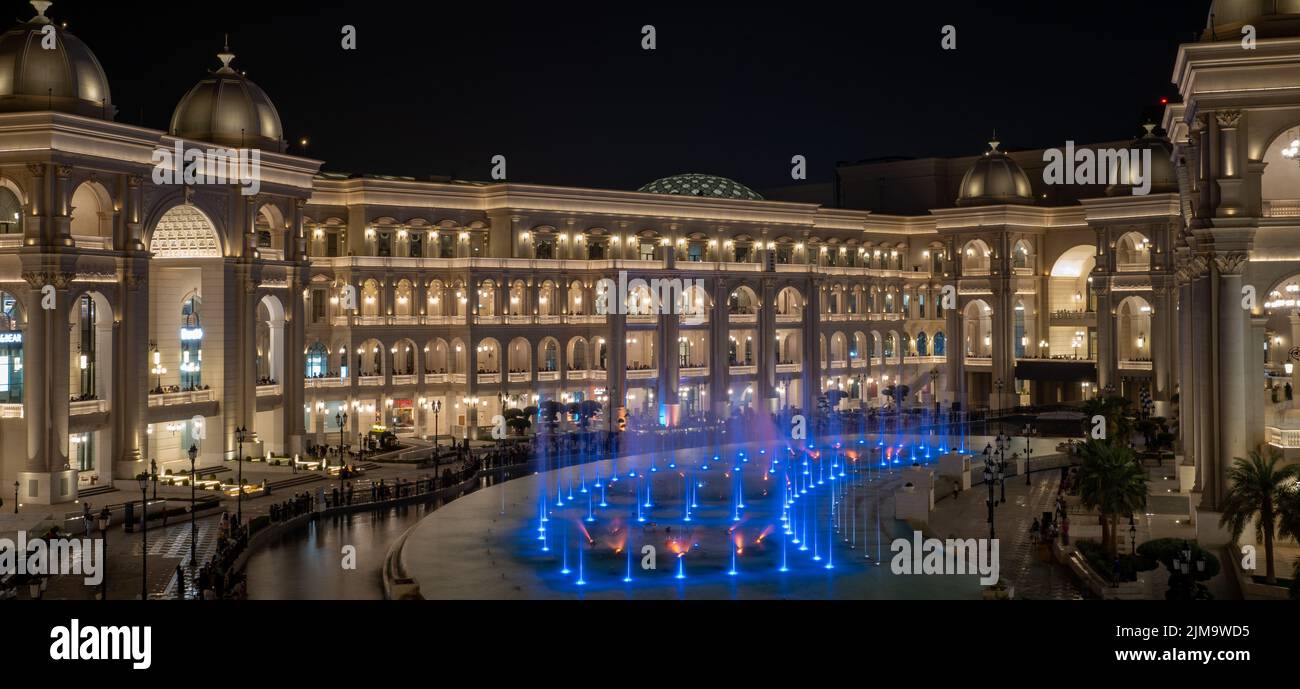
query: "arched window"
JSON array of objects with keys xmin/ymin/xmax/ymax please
[
  {"xmin": 933, "ymin": 332, "xmax": 947, "ymax": 357},
  {"xmin": 179, "ymin": 295, "xmax": 203, "ymax": 390},
  {"xmin": 0, "ymin": 292, "xmax": 22, "ymax": 403},
  {"xmin": 916, "ymin": 332, "xmax": 929, "ymax": 356},
  {"xmin": 306, "ymin": 343, "xmax": 329, "ymax": 378}
]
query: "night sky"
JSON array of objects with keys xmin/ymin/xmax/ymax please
[{"xmin": 55, "ymin": 0, "xmax": 1208, "ymax": 190}]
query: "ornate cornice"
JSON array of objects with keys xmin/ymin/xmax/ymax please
[{"xmin": 22, "ymin": 270, "xmax": 76, "ymax": 290}]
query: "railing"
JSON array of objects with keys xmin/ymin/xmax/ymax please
[
  {"xmin": 508, "ymin": 372, "xmax": 530, "ymax": 383},
  {"xmin": 565, "ymin": 371, "xmax": 587, "ymax": 381},
  {"xmin": 964, "ymin": 357, "xmax": 993, "ymax": 366},
  {"xmin": 391, "ymin": 374, "xmax": 417, "ymax": 385},
  {"xmin": 536, "ymin": 315, "xmax": 561, "ymax": 325},
  {"xmin": 255, "ymin": 384, "xmax": 282, "ymax": 397},
  {"xmin": 0, "ymin": 403, "xmax": 22, "ymax": 418},
  {"xmin": 627, "ymin": 369, "xmax": 657, "ymax": 380},
  {"xmin": 477, "ymin": 373, "xmax": 502, "ymax": 384},
  {"xmin": 450, "ymin": 373, "xmax": 468, "ymax": 384},
  {"xmin": 148, "ymin": 389, "xmax": 215, "ymax": 407},
  {"xmin": 775, "ymin": 313, "xmax": 802, "ymax": 324},
  {"xmin": 626, "ymin": 315, "xmax": 658, "ymax": 325},
  {"xmin": 830, "ymin": 359, "xmax": 848, "ymax": 369},
  {"xmin": 424, "ymin": 373, "xmax": 448, "ymax": 384},
  {"xmin": 728, "ymin": 365, "xmax": 757, "ymax": 376},
  {"xmin": 358, "ymin": 375, "xmax": 383, "ymax": 386},
  {"xmin": 69, "ymin": 399, "xmax": 108, "ymax": 415},
  {"xmin": 680, "ymin": 367, "xmax": 708, "ymax": 377},
  {"xmin": 728, "ymin": 312, "xmax": 757, "ymax": 324},
  {"xmin": 390, "ymin": 315, "xmax": 419, "ymax": 326},
  {"xmin": 474, "ymin": 315, "xmax": 502, "ymax": 325},
  {"xmin": 505, "ymin": 315, "xmax": 533, "ymax": 325},
  {"xmin": 1118, "ymin": 360, "xmax": 1153, "ymax": 371},
  {"xmin": 306, "ymin": 377, "xmax": 347, "ymax": 388},
  {"xmin": 776, "ymin": 363, "xmax": 801, "ymax": 374},
  {"xmin": 537, "ymin": 371, "xmax": 560, "ymax": 381},
  {"xmin": 355, "ymin": 315, "xmax": 386, "ymax": 326},
  {"xmin": 850, "ymin": 359, "xmax": 866, "ymax": 369},
  {"xmin": 1266, "ymin": 426, "xmax": 1300, "ymax": 448},
  {"xmin": 1265, "ymin": 199, "xmax": 1300, "ymax": 218}
]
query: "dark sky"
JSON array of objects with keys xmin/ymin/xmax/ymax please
[{"xmin": 54, "ymin": 0, "xmax": 1208, "ymax": 190}]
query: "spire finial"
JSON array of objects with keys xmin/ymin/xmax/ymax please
[
  {"xmin": 217, "ymin": 37, "xmax": 236, "ymax": 73},
  {"xmin": 1142, "ymin": 122, "xmax": 1157, "ymax": 137},
  {"xmin": 988, "ymin": 131, "xmax": 1001, "ymax": 152},
  {"xmin": 30, "ymin": 1, "xmax": 53, "ymax": 24}
]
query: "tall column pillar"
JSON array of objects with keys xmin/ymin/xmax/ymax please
[
  {"xmin": 710, "ymin": 278, "xmax": 729, "ymax": 417},
  {"xmin": 1213, "ymin": 254, "xmax": 1249, "ymax": 505},
  {"xmin": 758, "ymin": 278, "xmax": 777, "ymax": 412},
  {"xmin": 19, "ymin": 270, "xmax": 75, "ymax": 503}
]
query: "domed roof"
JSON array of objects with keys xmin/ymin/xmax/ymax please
[
  {"xmin": 638, "ymin": 173, "xmax": 763, "ymax": 201},
  {"xmin": 1107, "ymin": 124, "xmax": 1179, "ymax": 197},
  {"xmin": 170, "ymin": 45, "xmax": 284, "ymax": 152},
  {"xmin": 956, "ymin": 139, "xmax": 1034, "ymax": 207},
  {"xmin": 0, "ymin": 2, "xmax": 114, "ymax": 119},
  {"xmin": 1203, "ymin": 0, "xmax": 1300, "ymax": 41}
]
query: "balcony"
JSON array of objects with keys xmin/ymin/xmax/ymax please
[
  {"xmin": 306, "ymin": 377, "xmax": 347, "ymax": 388},
  {"xmin": 536, "ymin": 315, "xmax": 562, "ymax": 325},
  {"xmin": 355, "ymin": 315, "xmax": 386, "ymax": 326},
  {"xmin": 728, "ymin": 312, "xmax": 757, "ymax": 324},
  {"xmin": 537, "ymin": 371, "xmax": 560, "ymax": 382},
  {"xmin": 1118, "ymin": 360, "xmax": 1153, "ymax": 372},
  {"xmin": 424, "ymin": 373, "xmax": 448, "ymax": 384},
  {"xmin": 775, "ymin": 313, "xmax": 801, "ymax": 324},
  {"xmin": 830, "ymin": 359, "xmax": 848, "ymax": 370},
  {"xmin": 680, "ymin": 366, "xmax": 708, "ymax": 377},
  {"xmin": 148, "ymin": 389, "xmax": 215, "ymax": 407},
  {"xmin": 1267, "ymin": 426, "xmax": 1300, "ymax": 448},
  {"xmin": 826, "ymin": 314, "xmax": 848, "ymax": 322},
  {"xmin": 255, "ymin": 384, "xmax": 282, "ymax": 397},
  {"xmin": 474, "ymin": 315, "xmax": 502, "ymax": 325},
  {"xmin": 478, "ymin": 373, "xmax": 501, "ymax": 384},
  {"xmin": 565, "ymin": 370, "xmax": 587, "ymax": 381},
  {"xmin": 391, "ymin": 374, "xmax": 417, "ymax": 385},
  {"xmin": 626, "ymin": 315, "xmax": 658, "ymax": 325},
  {"xmin": 508, "ymin": 372, "xmax": 530, "ymax": 383},
  {"xmin": 729, "ymin": 364, "xmax": 757, "ymax": 376},
  {"xmin": 390, "ymin": 315, "xmax": 419, "ymax": 326},
  {"xmin": 70, "ymin": 399, "xmax": 108, "ymax": 415},
  {"xmin": 850, "ymin": 359, "xmax": 866, "ymax": 369},
  {"xmin": 627, "ymin": 369, "xmax": 657, "ymax": 380},
  {"xmin": 450, "ymin": 373, "xmax": 468, "ymax": 384},
  {"xmin": 358, "ymin": 375, "xmax": 383, "ymax": 387},
  {"xmin": 0, "ymin": 403, "xmax": 22, "ymax": 418},
  {"xmin": 776, "ymin": 363, "xmax": 801, "ymax": 374},
  {"xmin": 505, "ymin": 315, "xmax": 533, "ymax": 325}
]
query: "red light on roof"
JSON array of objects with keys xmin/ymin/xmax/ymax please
[{"xmin": 1159, "ymin": 97, "xmax": 1169, "ymax": 105}]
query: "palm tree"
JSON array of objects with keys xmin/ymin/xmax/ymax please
[
  {"xmin": 1076, "ymin": 439, "xmax": 1148, "ymax": 559},
  {"xmin": 1081, "ymin": 395, "xmax": 1134, "ymax": 446},
  {"xmin": 1219, "ymin": 448, "xmax": 1300, "ymax": 584},
  {"xmin": 1272, "ymin": 467, "xmax": 1300, "ymax": 593}
]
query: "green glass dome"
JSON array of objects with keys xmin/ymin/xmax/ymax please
[{"xmin": 638, "ymin": 173, "xmax": 763, "ymax": 201}]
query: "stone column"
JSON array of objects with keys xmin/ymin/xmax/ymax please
[
  {"xmin": 1214, "ymin": 253, "xmax": 1250, "ymax": 506},
  {"xmin": 19, "ymin": 268, "xmax": 76, "ymax": 503}
]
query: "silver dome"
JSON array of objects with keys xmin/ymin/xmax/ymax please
[
  {"xmin": 170, "ymin": 47, "xmax": 284, "ymax": 152},
  {"xmin": 1107, "ymin": 124, "xmax": 1178, "ymax": 197},
  {"xmin": 0, "ymin": 2, "xmax": 114, "ymax": 119},
  {"xmin": 639, "ymin": 173, "xmax": 764, "ymax": 201},
  {"xmin": 956, "ymin": 139, "xmax": 1034, "ymax": 207},
  {"xmin": 1203, "ymin": 0, "xmax": 1300, "ymax": 41}
]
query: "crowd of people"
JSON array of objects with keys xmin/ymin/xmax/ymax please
[{"xmin": 192, "ymin": 512, "xmax": 248, "ymax": 600}]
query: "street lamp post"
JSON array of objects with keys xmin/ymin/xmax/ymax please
[
  {"xmin": 187, "ymin": 444, "xmax": 198, "ymax": 569},
  {"xmin": 981, "ymin": 451, "xmax": 997, "ymax": 540},
  {"xmin": 431, "ymin": 400, "xmax": 441, "ymax": 450},
  {"xmin": 137, "ymin": 471, "xmax": 150, "ymax": 601},
  {"xmin": 335, "ymin": 410, "xmax": 348, "ymax": 469},
  {"xmin": 97, "ymin": 507, "xmax": 110, "ymax": 600},
  {"xmin": 996, "ymin": 432, "xmax": 1008, "ymax": 504},
  {"xmin": 1023, "ymin": 423, "xmax": 1035, "ymax": 485},
  {"xmin": 234, "ymin": 426, "xmax": 248, "ymax": 527}
]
